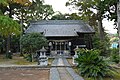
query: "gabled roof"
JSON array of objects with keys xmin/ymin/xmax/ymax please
[{"xmin": 25, "ymin": 20, "xmax": 95, "ymax": 37}]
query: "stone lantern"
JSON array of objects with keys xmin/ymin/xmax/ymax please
[
  {"xmin": 72, "ymin": 46, "xmax": 78, "ymax": 65},
  {"xmin": 38, "ymin": 46, "xmax": 48, "ymax": 66}
]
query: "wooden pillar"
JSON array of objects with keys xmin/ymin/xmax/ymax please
[
  {"xmin": 55, "ymin": 42, "xmax": 57, "ymax": 54},
  {"xmin": 60, "ymin": 42, "xmax": 61, "ymax": 54},
  {"xmin": 64, "ymin": 42, "xmax": 66, "ymax": 50}
]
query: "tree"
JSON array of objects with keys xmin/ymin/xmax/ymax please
[
  {"xmin": 0, "ymin": 0, "xmax": 32, "ymax": 57},
  {"xmin": 10, "ymin": 0, "xmax": 31, "ymax": 5},
  {"xmin": 0, "ymin": 0, "xmax": 54, "ymax": 30},
  {"xmin": 0, "ymin": 16, "xmax": 21, "ymax": 58},
  {"xmin": 117, "ymin": 0, "xmax": 120, "ymax": 56},
  {"xmin": 92, "ymin": 31, "xmax": 110, "ymax": 56},
  {"xmin": 28, "ymin": 0, "xmax": 54, "ymax": 21},
  {"xmin": 66, "ymin": 0, "xmax": 117, "ymax": 40},
  {"xmin": 20, "ymin": 33, "xmax": 48, "ymax": 62},
  {"xmin": 51, "ymin": 12, "xmax": 81, "ymax": 20},
  {"xmin": 0, "ymin": 0, "xmax": 54, "ymax": 55},
  {"xmin": 0, "ymin": 16, "xmax": 20, "ymax": 36},
  {"xmin": 0, "ymin": 0, "xmax": 8, "ymax": 6}
]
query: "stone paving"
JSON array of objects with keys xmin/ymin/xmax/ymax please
[
  {"xmin": 50, "ymin": 68, "xmax": 60, "ymax": 80},
  {"xmin": 57, "ymin": 58, "xmax": 73, "ymax": 80},
  {"xmin": 50, "ymin": 57, "xmax": 84, "ymax": 80},
  {"xmin": 63, "ymin": 58, "xmax": 84, "ymax": 80},
  {"xmin": 51, "ymin": 58, "xmax": 58, "ymax": 66},
  {"xmin": 58, "ymin": 67, "xmax": 73, "ymax": 80},
  {"xmin": 50, "ymin": 58, "xmax": 60, "ymax": 80}
]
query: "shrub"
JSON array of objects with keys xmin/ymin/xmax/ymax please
[
  {"xmin": 20, "ymin": 33, "xmax": 48, "ymax": 62},
  {"xmin": 110, "ymin": 48, "xmax": 120, "ymax": 64},
  {"xmin": 76, "ymin": 49, "xmax": 116, "ymax": 80},
  {"xmin": 5, "ymin": 51, "xmax": 12, "ymax": 59},
  {"xmin": 92, "ymin": 32, "xmax": 110, "ymax": 56},
  {"xmin": 23, "ymin": 53, "xmax": 32, "ymax": 62},
  {"xmin": 21, "ymin": 33, "xmax": 48, "ymax": 54}
]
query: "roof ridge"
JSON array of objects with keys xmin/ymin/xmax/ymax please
[{"xmin": 30, "ymin": 20, "xmax": 84, "ymax": 25}]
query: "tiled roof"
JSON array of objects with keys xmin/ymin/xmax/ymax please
[{"xmin": 25, "ymin": 20, "xmax": 95, "ymax": 37}]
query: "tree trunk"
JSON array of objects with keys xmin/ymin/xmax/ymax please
[
  {"xmin": 117, "ymin": 1, "xmax": 120, "ymax": 55},
  {"xmin": 20, "ymin": 7, "xmax": 24, "ymax": 56},
  {"xmin": 97, "ymin": 10, "xmax": 105, "ymax": 40},
  {"xmin": 6, "ymin": 36, "xmax": 12, "ymax": 59},
  {"xmin": 98, "ymin": 19, "xmax": 105, "ymax": 40},
  {"xmin": 6, "ymin": 36, "xmax": 10, "ymax": 53},
  {"xmin": 5, "ymin": 7, "xmax": 12, "ymax": 58}
]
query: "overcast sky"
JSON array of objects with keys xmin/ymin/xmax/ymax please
[{"xmin": 44, "ymin": 0, "xmax": 117, "ymax": 34}]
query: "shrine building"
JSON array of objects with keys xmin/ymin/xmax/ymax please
[{"xmin": 25, "ymin": 20, "xmax": 95, "ymax": 55}]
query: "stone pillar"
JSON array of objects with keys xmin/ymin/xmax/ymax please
[{"xmin": 73, "ymin": 46, "xmax": 78, "ymax": 65}]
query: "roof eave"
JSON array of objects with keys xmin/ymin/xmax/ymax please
[
  {"xmin": 45, "ymin": 35, "xmax": 79, "ymax": 37},
  {"xmin": 77, "ymin": 32, "xmax": 95, "ymax": 34}
]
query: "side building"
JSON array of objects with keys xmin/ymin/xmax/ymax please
[{"xmin": 25, "ymin": 20, "xmax": 95, "ymax": 56}]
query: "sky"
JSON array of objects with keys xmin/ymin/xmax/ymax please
[{"xmin": 44, "ymin": 0, "xmax": 117, "ymax": 34}]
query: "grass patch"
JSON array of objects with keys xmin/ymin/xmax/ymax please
[
  {"xmin": 0, "ymin": 54, "xmax": 37, "ymax": 65},
  {"xmin": 0, "ymin": 54, "xmax": 55, "ymax": 65},
  {"xmin": 0, "ymin": 58, "xmax": 10, "ymax": 63},
  {"xmin": 13, "ymin": 59, "xmax": 37, "ymax": 65},
  {"xmin": 0, "ymin": 55, "xmax": 14, "ymax": 64},
  {"xmin": 48, "ymin": 58, "xmax": 54, "ymax": 66},
  {"xmin": 67, "ymin": 58, "xmax": 73, "ymax": 66}
]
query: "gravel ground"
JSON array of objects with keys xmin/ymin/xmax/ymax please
[{"xmin": 0, "ymin": 69, "xmax": 49, "ymax": 80}]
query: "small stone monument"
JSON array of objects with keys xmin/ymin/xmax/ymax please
[
  {"xmin": 38, "ymin": 46, "xmax": 48, "ymax": 66},
  {"xmin": 72, "ymin": 46, "xmax": 78, "ymax": 65}
]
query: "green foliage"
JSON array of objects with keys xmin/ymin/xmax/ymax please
[
  {"xmin": 10, "ymin": 36, "xmax": 20, "ymax": 52},
  {"xmin": 0, "ymin": 0, "xmax": 8, "ymax": 6},
  {"xmin": 110, "ymin": 48, "xmax": 120, "ymax": 63},
  {"xmin": 92, "ymin": 32, "xmax": 110, "ymax": 56},
  {"xmin": 66, "ymin": 0, "xmax": 117, "ymax": 41},
  {"xmin": 27, "ymin": 0, "xmax": 54, "ymax": 20},
  {"xmin": 0, "ymin": 15, "xmax": 21, "ymax": 58},
  {"xmin": 0, "ymin": 0, "xmax": 54, "ymax": 31},
  {"xmin": 23, "ymin": 53, "xmax": 32, "ymax": 62},
  {"xmin": 66, "ymin": 0, "xmax": 94, "ymax": 22},
  {"xmin": 51, "ymin": 12, "xmax": 66, "ymax": 20},
  {"xmin": 51, "ymin": 12, "xmax": 81, "ymax": 20},
  {"xmin": 5, "ymin": 52, "xmax": 12, "ymax": 59},
  {"xmin": 20, "ymin": 33, "xmax": 48, "ymax": 54},
  {"xmin": 76, "ymin": 49, "xmax": 116, "ymax": 80},
  {"xmin": 66, "ymin": 0, "xmax": 117, "ymax": 22},
  {"xmin": 0, "ymin": 16, "xmax": 21, "ymax": 37}
]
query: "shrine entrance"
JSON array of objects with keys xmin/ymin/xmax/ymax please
[{"xmin": 49, "ymin": 40, "xmax": 71, "ymax": 56}]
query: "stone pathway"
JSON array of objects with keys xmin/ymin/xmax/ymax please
[
  {"xmin": 57, "ymin": 58, "xmax": 73, "ymax": 80},
  {"xmin": 58, "ymin": 67, "xmax": 73, "ymax": 80},
  {"xmin": 50, "ymin": 68, "xmax": 60, "ymax": 80},
  {"xmin": 51, "ymin": 58, "xmax": 58, "ymax": 66},
  {"xmin": 50, "ymin": 57, "xmax": 84, "ymax": 80}
]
